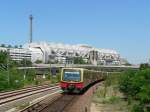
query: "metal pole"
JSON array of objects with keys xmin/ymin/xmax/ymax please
[
  {"xmin": 29, "ymin": 15, "xmax": 33, "ymax": 43},
  {"xmin": 7, "ymin": 48, "xmax": 10, "ymax": 86},
  {"xmin": 24, "ymin": 58, "xmax": 26, "ymax": 80},
  {"xmin": 49, "ymin": 60, "xmax": 52, "ymax": 81}
]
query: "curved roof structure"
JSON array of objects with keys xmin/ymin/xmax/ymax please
[{"xmin": 25, "ymin": 42, "xmax": 121, "ymax": 65}]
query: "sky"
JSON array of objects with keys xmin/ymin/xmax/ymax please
[{"xmin": 0, "ymin": 0, "xmax": 150, "ymax": 64}]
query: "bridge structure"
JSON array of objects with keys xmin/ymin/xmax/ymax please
[{"xmin": 18, "ymin": 64, "xmax": 139, "ymax": 75}]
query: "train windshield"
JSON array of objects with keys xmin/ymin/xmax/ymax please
[{"xmin": 63, "ymin": 69, "xmax": 81, "ymax": 82}]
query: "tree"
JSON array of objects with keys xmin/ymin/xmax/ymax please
[
  {"xmin": 119, "ymin": 70, "xmax": 137, "ymax": 97},
  {"xmin": 0, "ymin": 70, "xmax": 9, "ymax": 90},
  {"xmin": 9, "ymin": 68, "xmax": 24, "ymax": 89},
  {"xmin": 1, "ymin": 44, "xmax": 5, "ymax": 47},
  {"xmin": 7, "ymin": 45, "xmax": 12, "ymax": 48},
  {"xmin": 119, "ymin": 68, "xmax": 150, "ymax": 112},
  {"xmin": 0, "ymin": 51, "xmax": 8, "ymax": 64},
  {"xmin": 25, "ymin": 69, "xmax": 36, "ymax": 82},
  {"xmin": 19, "ymin": 45, "xmax": 22, "ymax": 48},
  {"xmin": 35, "ymin": 60, "xmax": 43, "ymax": 64},
  {"xmin": 0, "ymin": 51, "xmax": 37, "ymax": 91},
  {"xmin": 140, "ymin": 63, "xmax": 149, "ymax": 70},
  {"xmin": 14, "ymin": 45, "xmax": 18, "ymax": 48},
  {"xmin": 123, "ymin": 62, "xmax": 132, "ymax": 66},
  {"xmin": 74, "ymin": 57, "xmax": 86, "ymax": 64},
  {"xmin": 20, "ymin": 59, "xmax": 32, "ymax": 66}
]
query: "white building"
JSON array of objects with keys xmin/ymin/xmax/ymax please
[
  {"xmin": 24, "ymin": 42, "xmax": 121, "ymax": 65},
  {"xmin": 0, "ymin": 47, "xmax": 31, "ymax": 61}
]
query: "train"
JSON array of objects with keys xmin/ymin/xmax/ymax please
[{"xmin": 60, "ymin": 68, "xmax": 108, "ymax": 93}]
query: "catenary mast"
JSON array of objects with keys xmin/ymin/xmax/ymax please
[{"xmin": 29, "ymin": 15, "xmax": 33, "ymax": 43}]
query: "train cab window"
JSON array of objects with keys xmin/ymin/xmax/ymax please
[{"xmin": 63, "ymin": 69, "xmax": 81, "ymax": 82}]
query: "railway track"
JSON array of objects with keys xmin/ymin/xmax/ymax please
[
  {"xmin": 0, "ymin": 83, "xmax": 58, "ymax": 97},
  {"xmin": 19, "ymin": 81, "xmax": 103, "ymax": 112},
  {"xmin": 41, "ymin": 94, "xmax": 76, "ymax": 112},
  {"xmin": 20, "ymin": 93, "xmax": 76, "ymax": 112},
  {"xmin": 0, "ymin": 83, "xmax": 60, "ymax": 105}
]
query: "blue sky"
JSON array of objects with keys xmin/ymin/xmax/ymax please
[{"xmin": 0, "ymin": 0, "xmax": 150, "ymax": 64}]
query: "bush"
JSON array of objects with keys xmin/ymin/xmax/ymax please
[
  {"xmin": 73, "ymin": 57, "xmax": 86, "ymax": 64},
  {"xmin": 119, "ymin": 68, "xmax": 150, "ymax": 111},
  {"xmin": 108, "ymin": 96, "xmax": 121, "ymax": 104},
  {"xmin": 0, "ymin": 70, "xmax": 9, "ymax": 90},
  {"xmin": 131, "ymin": 104, "xmax": 143, "ymax": 112},
  {"xmin": 119, "ymin": 70, "xmax": 137, "ymax": 97},
  {"xmin": 35, "ymin": 60, "xmax": 42, "ymax": 64},
  {"xmin": 0, "ymin": 51, "xmax": 37, "ymax": 91}
]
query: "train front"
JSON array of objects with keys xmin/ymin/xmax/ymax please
[{"xmin": 60, "ymin": 68, "xmax": 83, "ymax": 93}]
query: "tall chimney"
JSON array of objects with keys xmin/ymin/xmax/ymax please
[{"xmin": 29, "ymin": 15, "xmax": 33, "ymax": 43}]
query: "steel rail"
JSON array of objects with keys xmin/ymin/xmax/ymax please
[
  {"xmin": 19, "ymin": 92, "xmax": 62, "ymax": 112},
  {"xmin": 0, "ymin": 86, "xmax": 60, "ymax": 105},
  {"xmin": 0, "ymin": 83, "xmax": 58, "ymax": 96},
  {"xmin": 0, "ymin": 83, "xmax": 59, "ymax": 100}
]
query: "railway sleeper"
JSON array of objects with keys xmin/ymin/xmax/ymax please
[{"xmin": 20, "ymin": 102, "xmax": 44, "ymax": 112}]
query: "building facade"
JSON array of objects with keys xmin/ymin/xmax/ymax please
[
  {"xmin": 0, "ymin": 47, "xmax": 31, "ymax": 61},
  {"xmin": 25, "ymin": 42, "xmax": 121, "ymax": 65}
]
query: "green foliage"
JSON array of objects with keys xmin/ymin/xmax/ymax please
[
  {"xmin": 35, "ymin": 59, "xmax": 43, "ymax": 64},
  {"xmin": 1, "ymin": 44, "xmax": 5, "ymax": 47},
  {"xmin": 8, "ymin": 45, "xmax": 12, "ymax": 48},
  {"xmin": 49, "ymin": 73, "xmax": 60, "ymax": 83},
  {"xmin": 50, "ymin": 75, "xmax": 60, "ymax": 83},
  {"xmin": 140, "ymin": 63, "xmax": 150, "ymax": 70},
  {"xmin": 136, "ymin": 69, "xmax": 150, "ymax": 104},
  {"xmin": 25, "ymin": 69, "xmax": 36, "ymax": 82},
  {"xmin": 46, "ymin": 69, "xmax": 60, "ymax": 83},
  {"xmin": 73, "ymin": 57, "xmax": 86, "ymax": 64},
  {"xmin": 119, "ymin": 70, "xmax": 137, "ymax": 97},
  {"xmin": 0, "ymin": 51, "xmax": 19, "ymax": 68},
  {"xmin": 105, "ymin": 73, "xmax": 121, "ymax": 86},
  {"xmin": 0, "ymin": 51, "xmax": 8, "ymax": 64},
  {"xmin": 19, "ymin": 45, "xmax": 22, "ymax": 48},
  {"xmin": 0, "ymin": 68, "xmax": 24, "ymax": 90},
  {"xmin": 95, "ymin": 88, "xmax": 105, "ymax": 98},
  {"xmin": 123, "ymin": 62, "xmax": 132, "ymax": 66},
  {"xmin": 108, "ymin": 96, "xmax": 121, "ymax": 104},
  {"xmin": 0, "ymin": 51, "xmax": 37, "ymax": 91},
  {"xmin": 0, "ymin": 70, "xmax": 9, "ymax": 90},
  {"xmin": 131, "ymin": 104, "xmax": 143, "ymax": 112},
  {"xmin": 9, "ymin": 68, "xmax": 24, "ymax": 89},
  {"xmin": 14, "ymin": 45, "xmax": 18, "ymax": 48},
  {"xmin": 20, "ymin": 59, "xmax": 32, "ymax": 66},
  {"xmin": 0, "ymin": 50, "xmax": 59, "ymax": 91},
  {"xmin": 119, "ymin": 68, "xmax": 150, "ymax": 111}
]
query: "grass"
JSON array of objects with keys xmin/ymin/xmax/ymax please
[{"xmin": 92, "ymin": 73, "xmax": 130, "ymax": 112}]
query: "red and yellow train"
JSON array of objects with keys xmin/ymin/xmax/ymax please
[{"xmin": 60, "ymin": 68, "xmax": 107, "ymax": 93}]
